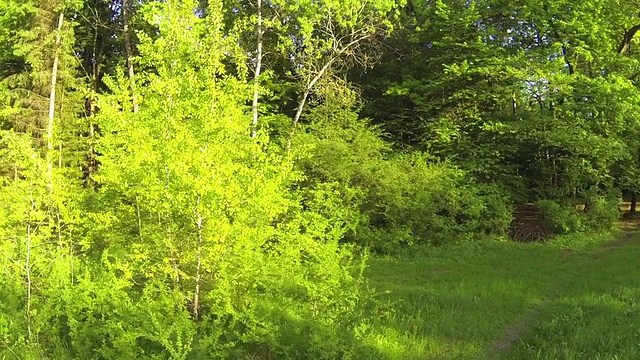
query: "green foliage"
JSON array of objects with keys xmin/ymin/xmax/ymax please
[
  {"xmin": 353, "ymin": 0, "xmax": 640, "ymax": 210},
  {"xmin": 294, "ymin": 82, "xmax": 511, "ymax": 253},
  {"xmin": 537, "ymin": 196, "xmax": 621, "ymax": 234},
  {"xmin": 2, "ymin": 0, "xmax": 640, "ymax": 357},
  {"xmin": 293, "ymin": 80, "xmax": 389, "ymax": 247},
  {"xmin": 1, "ymin": 0, "xmax": 370, "ymax": 357},
  {"xmin": 584, "ymin": 195, "xmax": 621, "ymax": 231},
  {"xmin": 76, "ymin": 1, "xmax": 367, "ymax": 356},
  {"xmin": 360, "ymin": 154, "xmax": 512, "ymax": 251},
  {"xmin": 537, "ymin": 199, "xmax": 586, "ymax": 234}
]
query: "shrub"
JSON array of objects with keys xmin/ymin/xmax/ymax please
[
  {"xmin": 360, "ymin": 154, "xmax": 512, "ymax": 251},
  {"xmin": 537, "ymin": 194, "xmax": 621, "ymax": 235},
  {"xmin": 296, "ymin": 99, "xmax": 512, "ymax": 253},
  {"xmin": 536, "ymin": 199, "xmax": 586, "ymax": 234},
  {"xmin": 584, "ymin": 195, "xmax": 621, "ymax": 231},
  {"xmin": 475, "ymin": 185, "xmax": 514, "ymax": 236},
  {"xmin": 294, "ymin": 77, "xmax": 513, "ymax": 254}
]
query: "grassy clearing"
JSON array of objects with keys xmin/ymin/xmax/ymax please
[
  {"xmin": 359, "ymin": 231, "xmax": 640, "ymax": 359},
  {"xmin": 499, "ymin": 233, "xmax": 640, "ymax": 360}
]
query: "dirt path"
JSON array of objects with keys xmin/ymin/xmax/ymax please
[
  {"xmin": 486, "ymin": 223, "xmax": 639, "ymax": 358},
  {"xmin": 487, "ymin": 307, "xmax": 542, "ymax": 356}
]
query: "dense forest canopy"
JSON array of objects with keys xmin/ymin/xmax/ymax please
[{"xmin": 1, "ymin": 0, "xmax": 640, "ymax": 357}]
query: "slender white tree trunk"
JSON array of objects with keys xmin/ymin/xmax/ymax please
[
  {"xmin": 47, "ymin": 12, "xmax": 64, "ymax": 188},
  {"xmin": 251, "ymin": 0, "xmax": 264, "ymax": 138},
  {"xmin": 168, "ymin": 225, "xmax": 180, "ymax": 286},
  {"xmin": 251, "ymin": 0, "xmax": 262, "ymax": 138},
  {"xmin": 123, "ymin": 0, "xmax": 138, "ymax": 113},
  {"xmin": 286, "ymin": 60, "xmax": 334, "ymax": 151},
  {"xmin": 25, "ymin": 193, "xmax": 36, "ymax": 340},
  {"xmin": 193, "ymin": 196, "xmax": 203, "ymax": 321},
  {"xmin": 87, "ymin": 22, "xmax": 99, "ymax": 177},
  {"xmin": 286, "ymin": 34, "xmax": 371, "ymax": 151},
  {"xmin": 135, "ymin": 196, "xmax": 142, "ymax": 240}
]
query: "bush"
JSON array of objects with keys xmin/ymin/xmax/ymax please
[
  {"xmin": 296, "ymin": 99, "xmax": 512, "ymax": 253},
  {"xmin": 537, "ymin": 199, "xmax": 586, "ymax": 234},
  {"xmin": 474, "ymin": 185, "xmax": 514, "ymax": 236},
  {"xmin": 0, "ymin": 20, "xmax": 370, "ymax": 357},
  {"xmin": 360, "ymin": 153, "xmax": 512, "ymax": 251},
  {"xmin": 584, "ymin": 195, "xmax": 621, "ymax": 231},
  {"xmin": 537, "ymin": 195, "xmax": 620, "ymax": 234}
]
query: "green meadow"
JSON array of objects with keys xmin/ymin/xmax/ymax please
[{"xmin": 360, "ymin": 230, "xmax": 640, "ymax": 359}]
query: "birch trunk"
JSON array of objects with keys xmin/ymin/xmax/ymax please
[
  {"xmin": 251, "ymin": 0, "xmax": 263, "ymax": 138},
  {"xmin": 25, "ymin": 194, "xmax": 36, "ymax": 340},
  {"xmin": 47, "ymin": 12, "xmax": 64, "ymax": 189},
  {"xmin": 193, "ymin": 196, "xmax": 203, "ymax": 321},
  {"xmin": 286, "ymin": 34, "xmax": 371, "ymax": 150},
  {"xmin": 123, "ymin": 0, "xmax": 138, "ymax": 113},
  {"xmin": 286, "ymin": 59, "xmax": 334, "ymax": 151}
]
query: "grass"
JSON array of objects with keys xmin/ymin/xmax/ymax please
[{"xmin": 358, "ymin": 230, "xmax": 640, "ymax": 359}]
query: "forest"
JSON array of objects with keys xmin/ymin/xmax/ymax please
[{"xmin": 2, "ymin": 0, "xmax": 640, "ymax": 358}]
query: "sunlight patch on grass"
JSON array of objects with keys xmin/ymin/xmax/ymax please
[{"xmin": 361, "ymin": 324, "xmax": 483, "ymax": 360}]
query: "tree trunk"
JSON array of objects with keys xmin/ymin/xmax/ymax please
[
  {"xmin": 251, "ymin": 0, "xmax": 263, "ymax": 138},
  {"xmin": 47, "ymin": 12, "xmax": 64, "ymax": 190},
  {"xmin": 286, "ymin": 88, "xmax": 312, "ymax": 151},
  {"xmin": 561, "ymin": 45, "xmax": 574, "ymax": 75},
  {"xmin": 286, "ymin": 33, "xmax": 371, "ymax": 151},
  {"xmin": 88, "ymin": 22, "xmax": 99, "ymax": 176},
  {"xmin": 25, "ymin": 195, "xmax": 36, "ymax": 340},
  {"xmin": 193, "ymin": 196, "xmax": 203, "ymax": 321},
  {"xmin": 123, "ymin": 0, "xmax": 138, "ymax": 113},
  {"xmin": 135, "ymin": 196, "xmax": 142, "ymax": 239},
  {"xmin": 631, "ymin": 192, "xmax": 637, "ymax": 214},
  {"xmin": 286, "ymin": 59, "xmax": 335, "ymax": 151}
]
